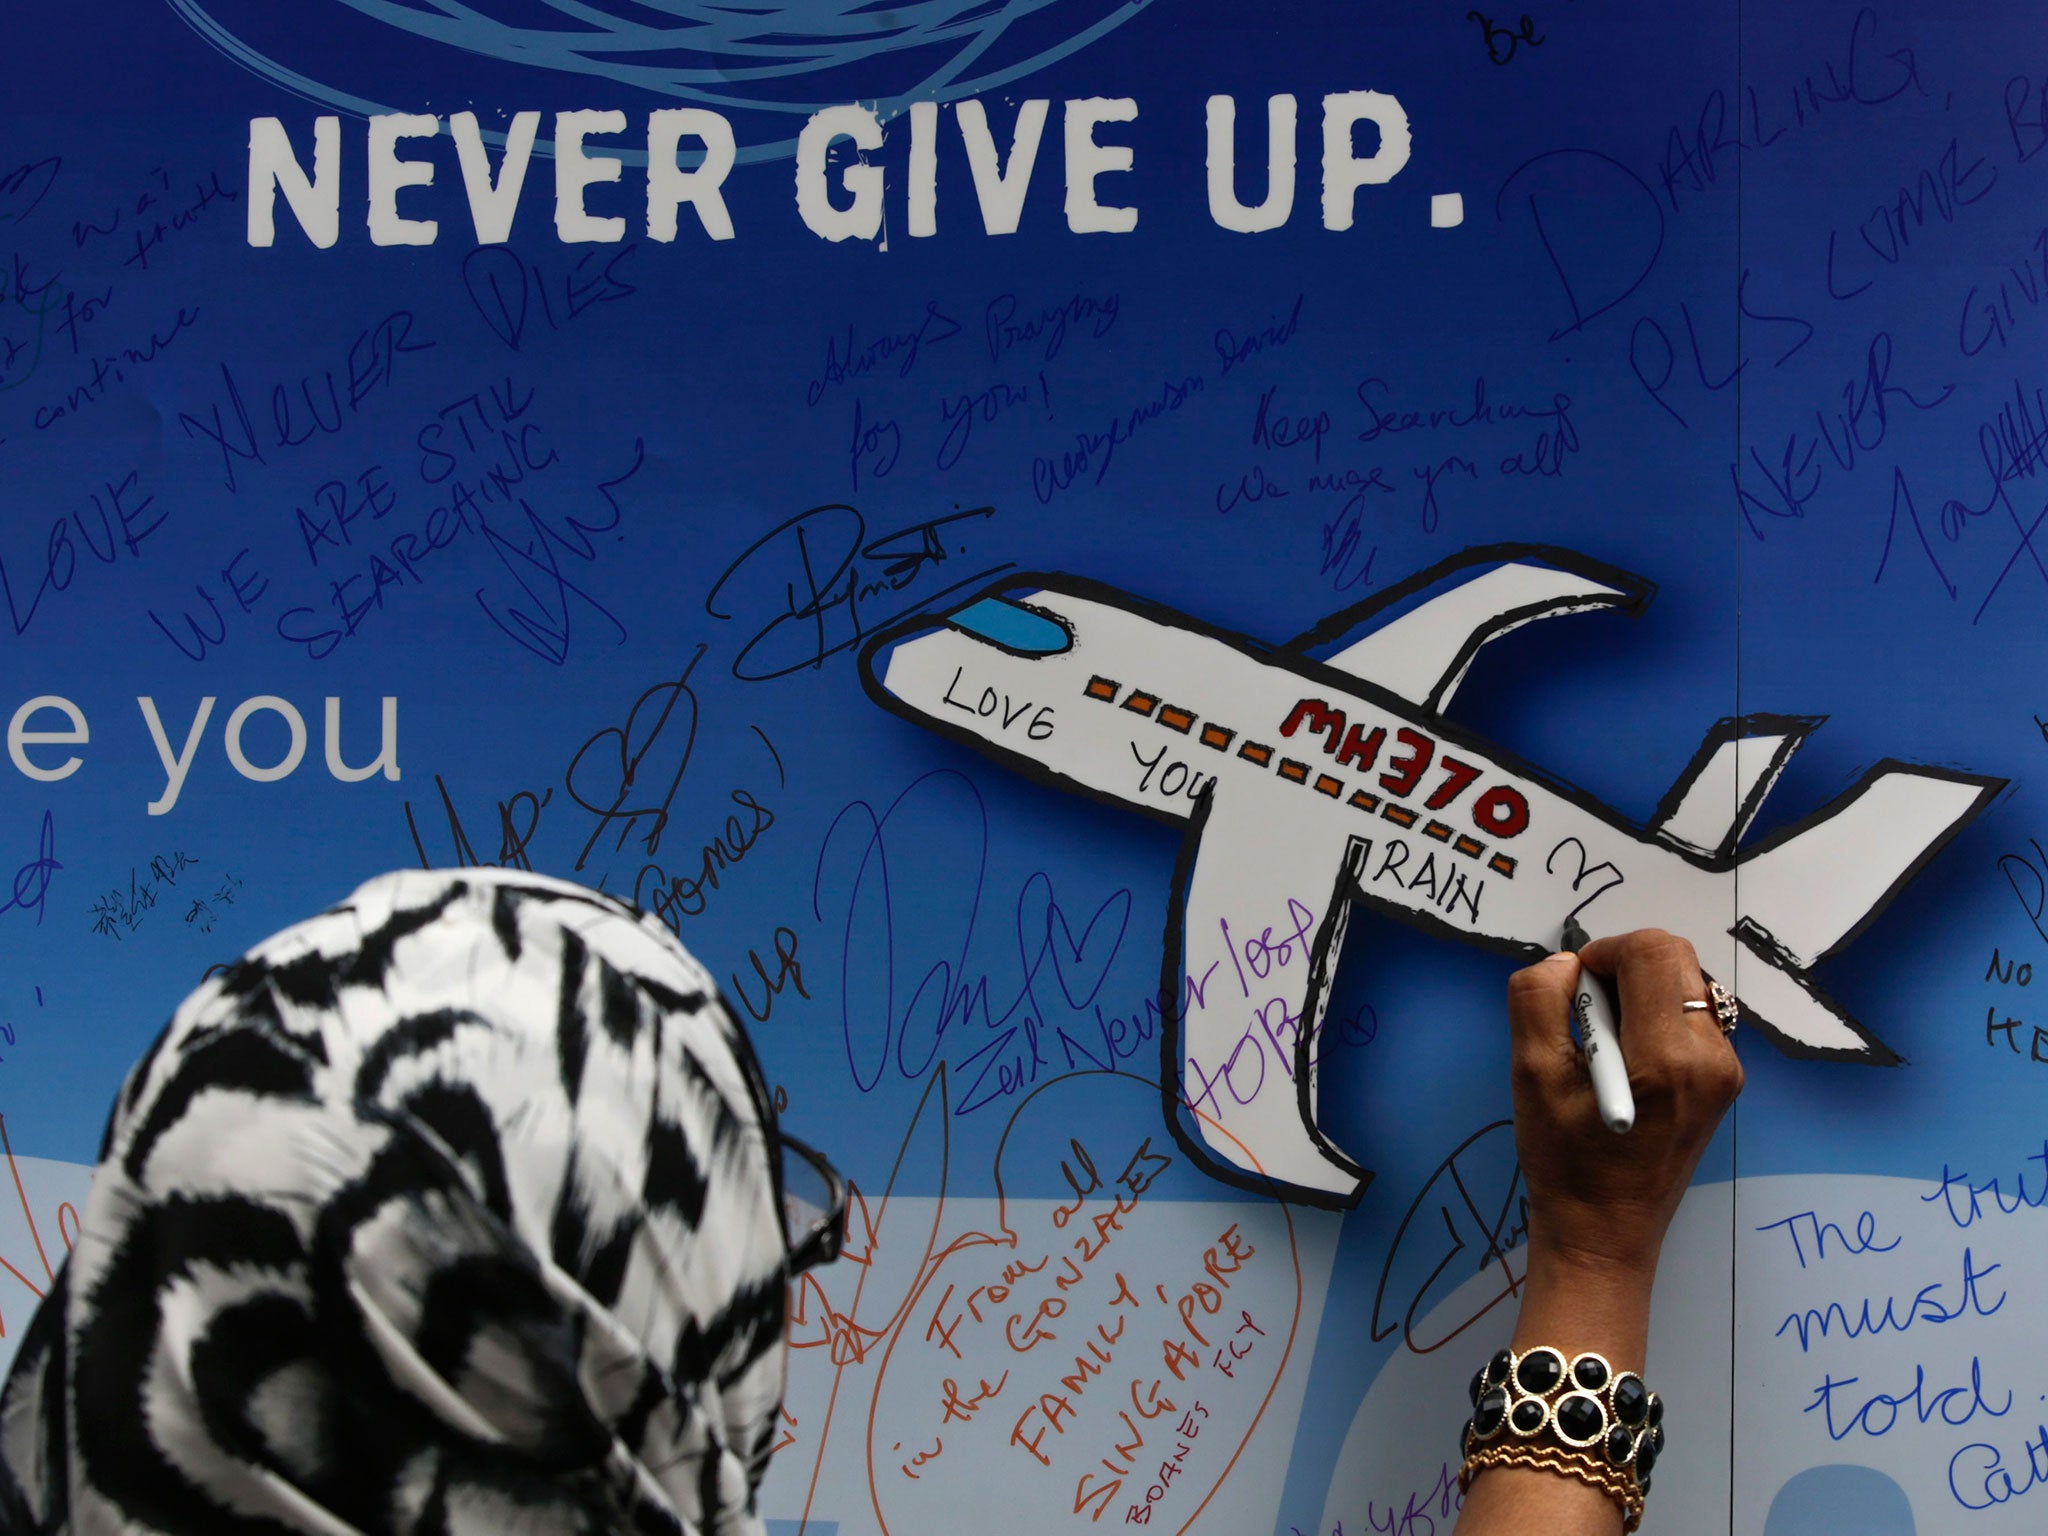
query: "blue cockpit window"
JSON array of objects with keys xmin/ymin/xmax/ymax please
[{"xmin": 944, "ymin": 596, "xmax": 1072, "ymax": 655}]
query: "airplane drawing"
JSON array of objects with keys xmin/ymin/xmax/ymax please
[{"xmin": 857, "ymin": 544, "xmax": 2003, "ymax": 1208}]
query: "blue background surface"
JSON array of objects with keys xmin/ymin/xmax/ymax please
[{"xmin": 2, "ymin": 3, "xmax": 2043, "ymax": 1530}]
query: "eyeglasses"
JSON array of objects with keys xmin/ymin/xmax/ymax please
[{"xmin": 779, "ymin": 1131, "xmax": 847, "ymax": 1276}]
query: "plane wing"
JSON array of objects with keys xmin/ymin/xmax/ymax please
[
  {"xmin": 1286, "ymin": 544, "xmax": 1654, "ymax": 713},
  {"xmin": 1167, "ymin": 787, "xmax": 1369, "ymax": 1203}
]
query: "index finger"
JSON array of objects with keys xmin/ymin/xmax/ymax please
[{"xmin": 1505, "ymin": 948, "xmax": 1583, "ymax": 1084}]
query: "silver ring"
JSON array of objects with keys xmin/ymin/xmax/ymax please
[
  {"xmin": 1708, "ymin": 979, "xmax": 1738, "ymax": 1034},
  {"xmin": 1680, "ymin": 1000, "xmax": 1711, "ymax": 1012}
]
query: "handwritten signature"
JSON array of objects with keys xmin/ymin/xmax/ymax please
[
  {"xmin": 0, "ymin": 812, "xmax": 58, "ymax": 926},
  {"xmin": 813, "ymin": 770, "xmax": 1156, "ymax": 1115},
  {"xmin": 0, "ymin": 157, "xmax": 60, "ymax": 228},
  {"xmin": 1370, "ymin": 1121, "xmax": 1528, "ymax": 1353},
  {"xmin": 705, "ymin": 503, "xmax": 1004, "ymax": 681},
  {"xmin": 474, "ymin": 439, "xmax": 642, "ymax": 665}
]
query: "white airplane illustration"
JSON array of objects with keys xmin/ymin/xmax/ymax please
[{"xmin": 857, "ymin": 545, "xmax": 2003, "ymax": 1207}]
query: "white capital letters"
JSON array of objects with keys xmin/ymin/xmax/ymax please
[
  {"xmin": 248, "ymin": 116, "xmax": 340, "ymax": 247},
  {"xmin": 555, "ymin": 109, "xmax": 628, "ymax": 243},
  {"xmin": 368, "ymin": 113, "xmax": 440, "ymax": 246},
  {"xmin": 958, "ymin": 99, "xmax": 1048, "ymax": 236},
  {"xmin": 1322, "ymin": 90, "xmax": 1411, "ymax": 231},
  {"xmin": 647, "ymin": 109, "xmax": 738, "ymax": 241},
  {"xmin": 1064, "ymin": 97, "xmax": 1138, "ymax": 234},
  {"xmin": 1207, "ymin": 94, "xmax": 1297, "ymax": 233},
  {"xmin": 795, "ymin": 105, "xmax": 885, "ymax": 241},
  {"xmin": 451, "ymin": 110, "xmax": 538, "ymax": 244}
]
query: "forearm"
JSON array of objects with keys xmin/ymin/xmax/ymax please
[{"xmin": 1452, "ymin": 933, "xmax": 1733, "ymax": 1535}]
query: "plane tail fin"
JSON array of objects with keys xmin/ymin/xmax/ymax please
[
  {"xmin": 1650, "ymin": 714, "xmax": 1821, "ymax": 859},
  {"xmin": 1725, "ymin": 763, "xmax": 2002, "ymax": 1059}
]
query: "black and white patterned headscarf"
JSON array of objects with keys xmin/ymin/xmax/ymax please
[{"xmin": 0, "ymin": 868, "xmax": 790, "ymax": 1535}]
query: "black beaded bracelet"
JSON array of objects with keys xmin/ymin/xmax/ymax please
[{"xmin": 1456, "ymin": 1346, "xmax": 1664, "ymax": 1532}]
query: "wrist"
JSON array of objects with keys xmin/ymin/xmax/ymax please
[{"xmin": 1511, "ymin": 1239, "xmax": 1658, "ymax": 1367}]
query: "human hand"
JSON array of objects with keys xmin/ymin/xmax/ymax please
[
  {"xmin": 1453, "ymin": 932, "xmax": 1744, "ymax": 1536},
  {"xmin": 1506, "ymin": 929, "xmax": 1744, "ymax": 1289}
]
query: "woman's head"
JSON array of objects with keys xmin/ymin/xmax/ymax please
[{"xmin": 1, "ymin": 868, "xmax": 796, "ymax": 1535}]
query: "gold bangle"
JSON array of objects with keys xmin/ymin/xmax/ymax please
[{"xmin": 1460, "ymin": 1441, "xmax": 1647, "ymax": 1533}]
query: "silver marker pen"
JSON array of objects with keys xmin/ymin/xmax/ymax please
[{"xmin": 1562, "ymin": 916, "xmax": 1633, "ymax": 1134}]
